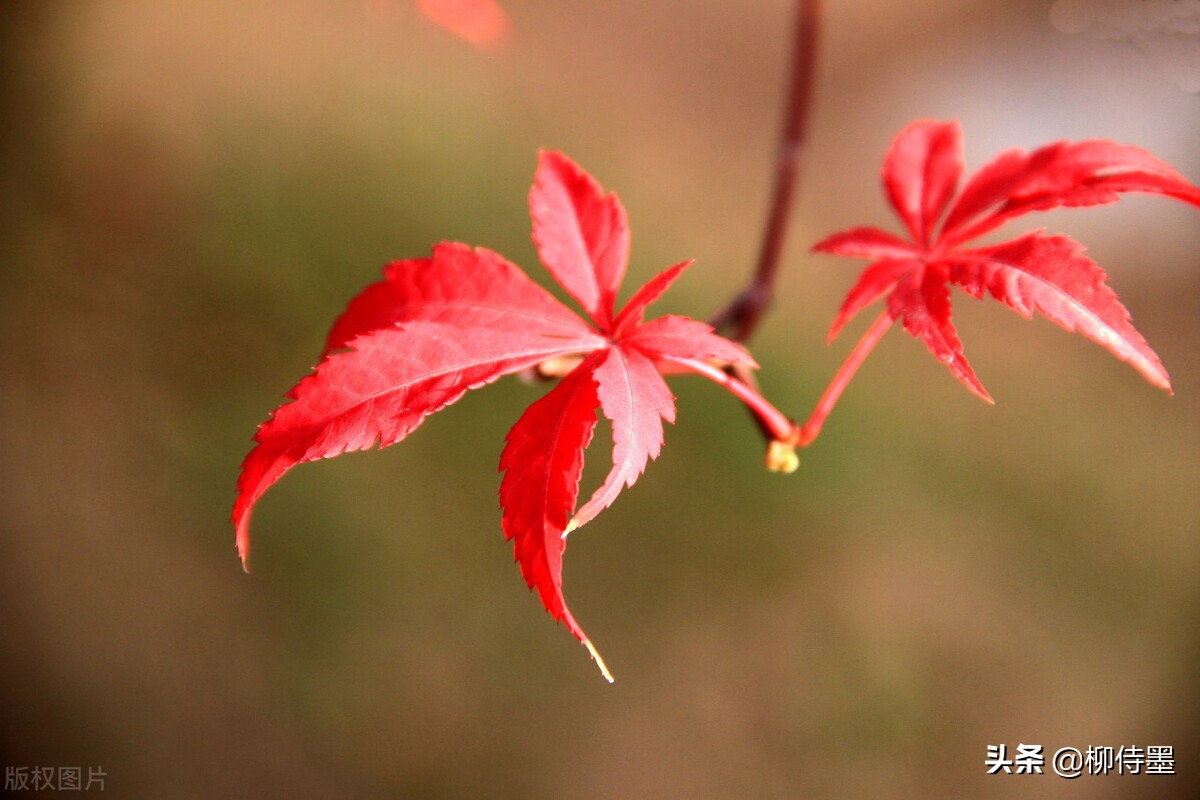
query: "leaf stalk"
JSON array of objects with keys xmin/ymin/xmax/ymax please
[
  {"xmin": 797, "ymin": 311, "xmax": 893, "ymax": 447},
  {"xmin": 663, "ymin": 356, "xmax": 798, "ymax": 446}
]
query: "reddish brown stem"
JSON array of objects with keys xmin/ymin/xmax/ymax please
[
  {"xmin": 711, "ymin": 0, "xmax": 821, "ymax": 344},
  {"xmin": 796, "ymin": 312, "xmax": 893, "ymax": 447},
  {"xmin": 663, "ymin": 356, "xmax": 797, "ymax": 445}
]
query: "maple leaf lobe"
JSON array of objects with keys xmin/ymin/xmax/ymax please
[
  {"xmin": 883, "ymin": 119, "xmax": 962, "ymax": 245},
  {"xmin": 530, "ymin": 150, "xmax": 630, "ymax": 329}
]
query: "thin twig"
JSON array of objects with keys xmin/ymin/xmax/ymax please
[{"xmin": 711, "ymin": 0, "xmax": 821, "ymax": 344}]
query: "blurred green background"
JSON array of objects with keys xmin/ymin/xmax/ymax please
[{"xmin": 2, "ymin": 1, "xmax": 1197, "ymax": 797}]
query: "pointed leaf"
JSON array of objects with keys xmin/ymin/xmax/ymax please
[
  {"xmin": 323, "ymin": 256, "xmax": 430, "ymax": 356},
  {"xmin": 233, "ymin": 320, "xmax": 600, "ymax": 567},
  {"xmin": 571, "ymin": 346, "xmax": 676, "ymax": 531},
  {"xmin": 884, "ymin": 120, "xmax": 962, "ymax": 245},
  {"xmin": 828, "ymin": 258, "xmax": 919, "ymax": 341},
  {"xmin": 498, "ymin": 355, "xmax": 613, "ymax": 680},
  {"xmin": 889, "ymin": 268, "xmax": 992, "ymax": 402},
  {"xmin": 324, "ymin": 243, "xmax": 598, "ymax": 357},
  {"xmin": 625, "ymin": 315, "xmax": 757, "ymax": 367},
  {"xmin": 235, "ymin": 147, "xmax": 790, "ymax": 682},
  {"xmin": 811, "ymin": 226, "xmax": 918, "ymax": 261},
  {"xmin": 530, "ymin": 151, "xmax": 630, "ymax": 328},
  {"xmin": 612, "ymin": 260, "xmax": 692, "ymax": 335},
  {"xmin": 944, "ymin": 139, "xmax": 1200, "ymax": 242},
  {"xmin": 818, "ymin": 122, "xmax": 1196, "ymax": 405},
  {"xmin": 1000, "ymin": 170, "xmax": 1200, "ymax": 220},
  {"xmin": 1004, "ymin": 140, "xmax": 1187, "ymax": 200},
  {"xmin": 942, "ymin": 144, "xmax": 1060, "ymax": 235},
  {"xmin": 949, "ymin": 233, "xmax": 1172, "ymax": 392}
]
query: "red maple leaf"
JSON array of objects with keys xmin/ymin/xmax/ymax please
[
  {"xmin": 813, "ymin": 119, "xmax": 1200, "ymax": 401},
  {"xmin": 233, "ymin": 151, "xmax": 795, "ymax": 681},
  {"xmin": 413, "ymin": 0, "xmax": 509, "ymax": 47}
]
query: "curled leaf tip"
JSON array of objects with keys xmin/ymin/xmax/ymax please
[
  {"xmin": 583, "ymin": 638, "xmax": 615, "ymax": 684},
  {"xmin": 236, "ymin": 525, "xmax": 252, "ymax": 573},
  {"xmin": 766, "ymin": 439, "xmax": 800, "ymax": 474}
]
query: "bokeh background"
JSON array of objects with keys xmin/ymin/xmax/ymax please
[{"xmin": 2, "ymin": 1, "xmax": 1197, "ymax": 797}]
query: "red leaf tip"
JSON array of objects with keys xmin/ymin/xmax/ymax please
[
  {"xmin": 237, "ymin": 531, "xmax": 251, "ymax": 573},
  {"xmin": 583, "ymin": 638, "xmax": 615, "ymax": 684}
]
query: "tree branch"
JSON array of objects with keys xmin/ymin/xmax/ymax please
[{"xmin": 711, "ymin": 0, "xmax": 821, "ymax": 344}]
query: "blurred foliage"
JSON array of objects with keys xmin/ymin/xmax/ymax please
[{"xmin": 2, "ymin": 1, "xmax": 1197, "ymax": 798}]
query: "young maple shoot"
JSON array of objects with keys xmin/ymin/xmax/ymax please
[
  {"xmin": 232, "ymin": 151, "xmax": 797, "ymax": 682},
  {"xmin": 800, "ymin": 119, "xmax": 1200, "ymax": 444}
]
